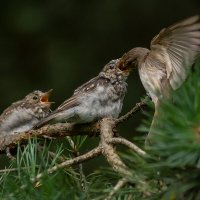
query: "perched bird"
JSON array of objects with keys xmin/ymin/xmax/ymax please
[
  {"xmin": 35, "ymin": 59, "xmax": 131, "ymax": 128},
  {"xmin": 122, "ymin": 15, "xmax": 200, "ymax": 144},
  {"xmin": 0, "ymin": 90, "xmax": 53, "ymax": 136}
]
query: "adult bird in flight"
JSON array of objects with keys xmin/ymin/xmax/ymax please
[{"xmin": 122, "ymin": 15, "xmax": 200, "ymax": 144}]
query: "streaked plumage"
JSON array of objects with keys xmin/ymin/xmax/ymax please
[
  {"xmin": 123, "ymin": 16, "xmax": 200, "ymax": 143},
  {"xmin": 0, "ymin": 90, "xmax": 53, "ymax": 136},
  {"xmin": 35, "ymin": 59, "xmax": 131, "ymax": 128}
]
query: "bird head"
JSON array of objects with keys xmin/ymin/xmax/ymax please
[
  {"xmin": 102, "ymin": 59, "xmax": 132, "ymax": 78},
  {"xmin": 26, "ymin": 89, "xmax": 54, "ymax": 108},
  {"xmin": 119, "ymin": 47, "xmax": 150, "ymax": 70}
]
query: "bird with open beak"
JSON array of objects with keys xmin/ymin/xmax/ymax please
[
  {"xmin": 34, "ymin": 58, "xmax": 133, "ymax": 129},
  {"xmin": 0, "ymin": 90, "xmax": 53, "ymax": 136},
  {"xmin": 122, "ymin": 15, "xmax": 200, "ymax": 144}
]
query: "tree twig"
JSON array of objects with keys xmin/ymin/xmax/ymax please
[
  {"xmin": 105, "ymin": 178, "xmax": 128, "ymax": 200},
  {"xmin": 108, "ymin": 138, "xmax": 146, "ymax": 156},
  {"xmin": 116, "ymin": 96, "xmax": 149, "ymax": 125},
  {"xmin": 32, "ymin": 118, "xmax": 145, "ymax": 184},
  {"xmin": 0, "ymin": 122, "xmax": 100, "ymax": 153},
  {"xmin": 99, "ymin": 118, "xmax": 131, "ymax": 176},
  {"xmin": 33, "ymin": 145, "xmax": 102, "ymax": 182}
]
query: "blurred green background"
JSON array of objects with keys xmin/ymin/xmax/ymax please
[{"xmin": 0, "ymin": 0, "xmax": 200, "ymax": 167}]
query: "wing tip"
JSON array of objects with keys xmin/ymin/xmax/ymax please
[
  {"xmin": 33, "ymin": 121, "xmax": 45, "ymax": 130},
  {"xmin": 189, "ymin": 15, "xmax": 200, "ymax": 24},
  {"xmin": 33, "ymin": 117, "xmax": 51, "ymax": 129},
  {"xmin": 183, "ymin": 15, "xmax": 200, "ymax": 24},
  {"xmin": 170, "ymin": 15, "xmax": 200, "ymax": 30},
  {"xmin": 192, "ymin": 15, "xmax": 200, "ymax": 21}
]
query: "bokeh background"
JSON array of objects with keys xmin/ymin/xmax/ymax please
[{"xmin": 0, "ymin": 0, "xmax": 200, "ymax": 168}]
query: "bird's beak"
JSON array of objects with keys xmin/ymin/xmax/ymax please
[
  {"xmin": 118, "ymin": 56, "xmax": 132, "ymax": 75},
  {"xmin": 40, "ymin": 89, "xmax": 54, "ymax": 105}
]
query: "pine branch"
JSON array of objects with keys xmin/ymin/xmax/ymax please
[
  {"xmin": 66, "ymin": 136, "xmax": 87, "ymax": 191},
  {"xmin": 0, "ymin": 166, "xmax": 38, "ymax": 173},
  {"xmin": 29, "ymin": 115, "xmax": 148, "ymax": 187},
  {"xmin": 108, "ymin": 137, "xmax": 146, "ymax": 156},
  {"xmin": 36, "ymin": 144, "xmax": 66, "ymax": 163},
  {"xmin": 105, "ymin": 178, "xmax": 128, "ymax": 200},
  {"xmin": 116, "ymin": 96, "xmax": 149, "ymax": 125},
  {"xmin": 99, "ymin": 118, "xmax": 131, "ymax": 177},
  {"xmin": 28, "ymin": 116, "xmax": 147, "ymax": 188},
  {"xmin": 0, "ymin": 99, "xmax": 148, "ymax": 191},
  {"xmin": 33, "ymin": 145, "xmax": 102, "ymax": 182},
  {"xmin": 1, "ymin": 98, "xmax": 148, "ymax": 199},
  {"xmin": 0, "ymin": 98, "xmax": 147, "ymax": 153},
  {"xmin": 0, "ymin": 122, "xmax": 100, "ymax": 153}
]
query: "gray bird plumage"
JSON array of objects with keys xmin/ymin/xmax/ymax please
[
  {"xmin": 0, "ymin": 90, "xmax": 52, "ymax": 136},
  {"xmin": 35, "ymin": 59, "xmax": 130, "ymax": 128}
]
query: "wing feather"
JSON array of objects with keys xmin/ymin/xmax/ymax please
[
  {"xmin": 56, "ymin": 75, "xmax": 108, "ymax": 112},
  {"xmin": 34, "ymin": 75, "xmax": 110, "ymax": 128},
  {"xmin": 150, "ymin": 15, "xmax": 200, "ymax": 89}
]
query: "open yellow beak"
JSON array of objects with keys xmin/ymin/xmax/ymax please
[{"xmin": 40, "ymin": 89, "xmax": 54, "ymax": 105}]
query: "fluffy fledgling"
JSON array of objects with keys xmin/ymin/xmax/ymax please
[
  {"xmin": 0, "ymin": 90, "xmax": 53, "ymax": 136},
  {"xmin": 35, "ymin": 59, "xmax": 132, "ymax": 128}
]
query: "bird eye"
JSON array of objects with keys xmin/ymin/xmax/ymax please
[
  {"xmin": 33, "ymin": 96, "xmax": 38, "ymax": 100},
  {"xmin": 109, "ymin": 65, "xmax": 114, "ymax": 69}
]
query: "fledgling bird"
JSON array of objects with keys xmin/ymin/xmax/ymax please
[
  {"xmin": 0, "ymin": 90, "xmax": 53, "ymax": 136},
  {"xmin": 122, "ymin": 15, "xmax": 200, "ymax": 144},
  {"xmin": 34, "ymin": 59, "xmax": 131, "ymax": 128}
]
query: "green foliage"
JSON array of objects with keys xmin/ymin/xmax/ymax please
[
  {"xmin": 136, "ymin": 61, "xmax": 200, "ymax": 199},
  {"xmin": 155, "ymin": 67, "xmax": 200, "ymax": 199}
]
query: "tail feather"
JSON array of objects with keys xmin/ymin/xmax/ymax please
[
  {"xmin": 145, "ymin": 81, "xmax": 172, "ymax": 146},
  {"xmin": 145, "ymin": 102, "xmax": 160, "ymax": 146},
  {"xmin": 34, "ymin": 114, "xmax": 56, "ymax": 129}
]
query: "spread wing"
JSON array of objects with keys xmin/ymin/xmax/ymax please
[
  {"xmin": 56, "ymin": 75, "xmax": 109, "ymax": 112},
  {"xmin": 34, "ymin": 75, "xmax": 110, "ymax": 128},
  {"xmin": 150, "ymin": 15, "xmax": 200, "ymax": 90}
]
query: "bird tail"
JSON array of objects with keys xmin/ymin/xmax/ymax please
[
  {"xmin": 145, "ymin": 81, "xmax": 172, "ymax": 146},
  {"xmin": 34, "ymin": 114, "xmax": 56, "ymax": 129},
  {"xmin": 145, "ymin": 102, "xmax": 160, "ymax": 146}
]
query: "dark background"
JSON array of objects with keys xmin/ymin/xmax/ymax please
[{"xmin": 0, "ymin": 0, "xmax": 199, "ymax": 168}]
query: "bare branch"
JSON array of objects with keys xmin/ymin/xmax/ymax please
[
  {"xmin": 32, "ymin": 118, "xmax": 134, "ymax": 184},
  {"xmin": 0, "ymin": 122, "xmax": 100, "ymax": 152},
  {"xmin": 100, "ymin": 118, "xmax": 131, "ymax": 176},
  {"xmin": 105, "ymin": 178, "xmax": 128, "ymax": 200},
  {"xmin": 108, "ymin": 138, "xmax": 146, "ymax": 156},
  {"xmin": 31, "ymin": 118, "xmax": 137, "ymax": 184},
  {"xmin": 33, "ymin": 145, "xmax": 102, "ymax": 182},
  {"xmin": 116, "ymin": 96, "xmax": 149, "ymax": 125}
]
